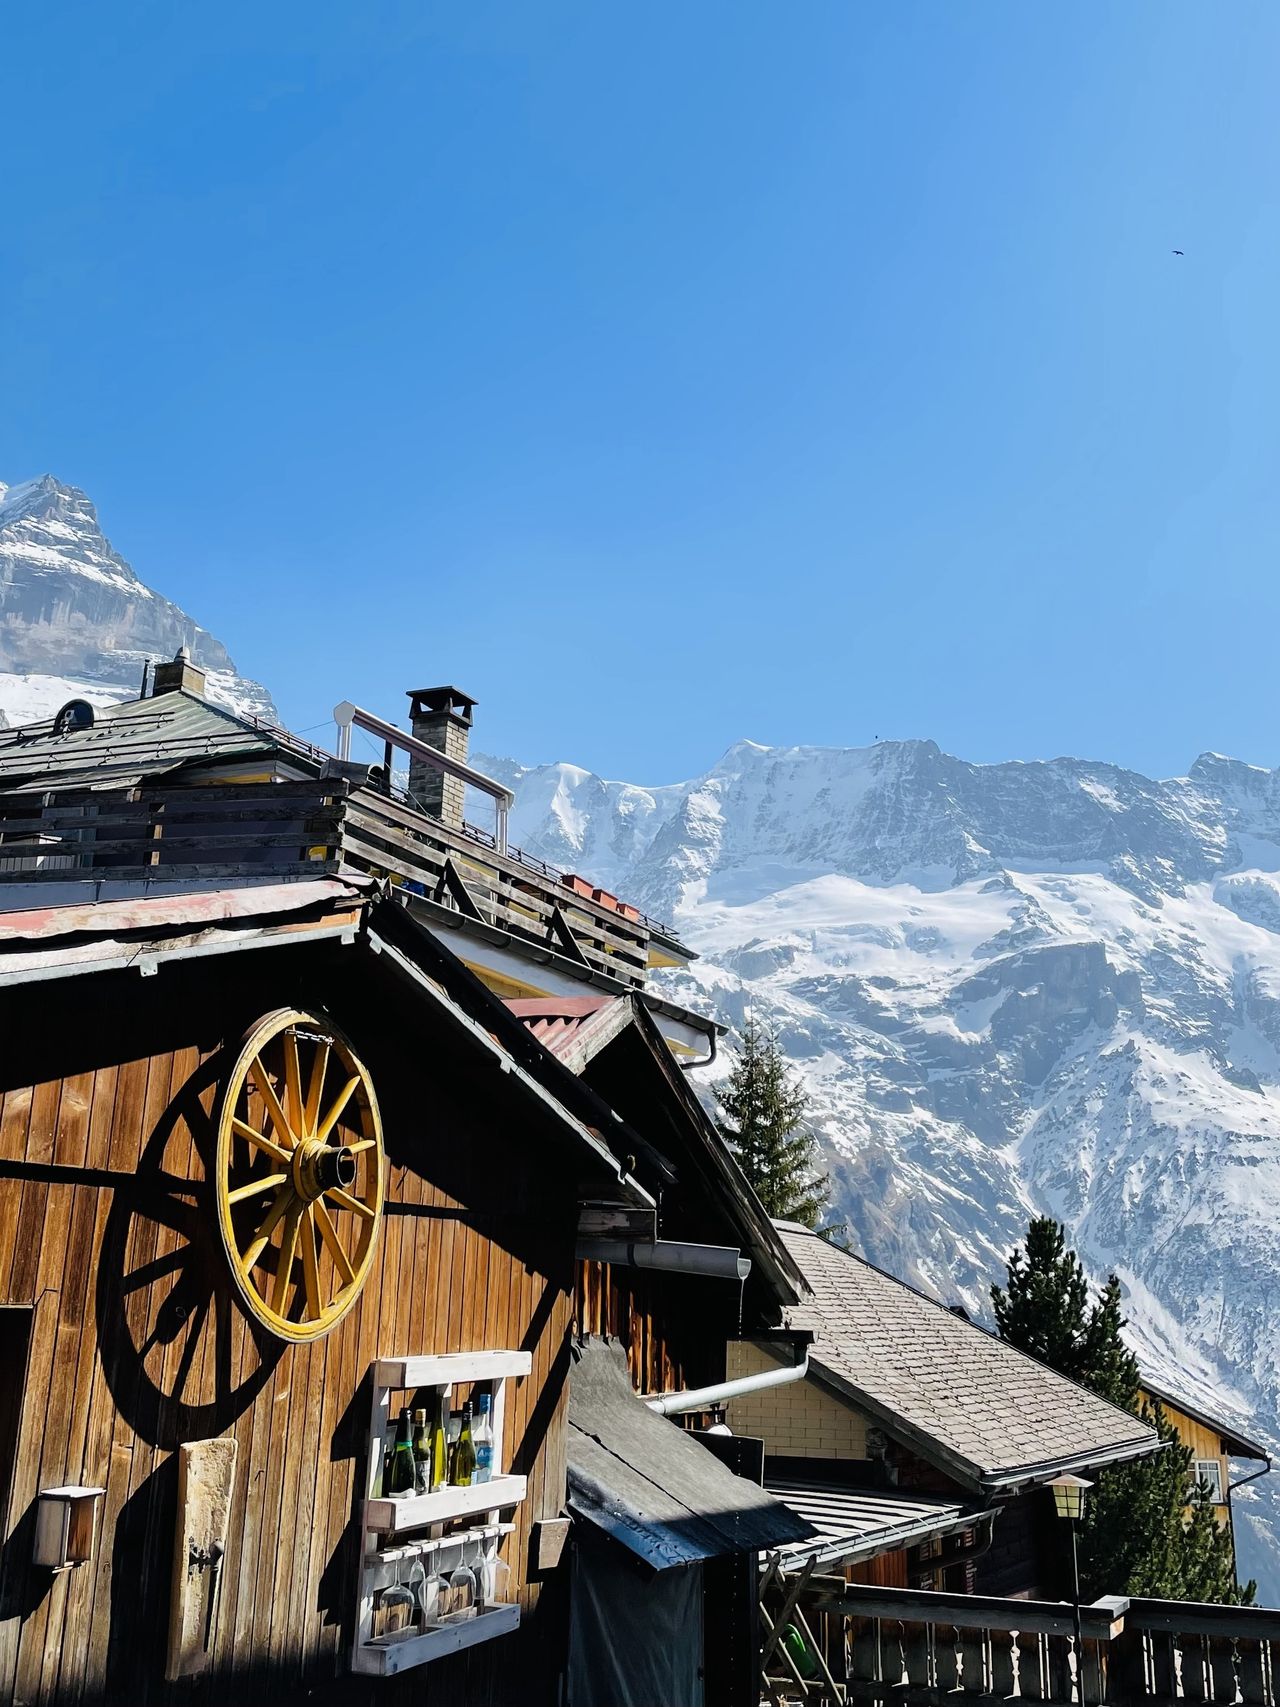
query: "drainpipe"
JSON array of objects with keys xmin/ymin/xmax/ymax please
[
  {"xmin": 577, "ymin": 1239, "xmax": 751, "ymax": 1282},
  {"xmin": 645, "ymin": 1352, "xmax": 810, "ymax": 1416}
]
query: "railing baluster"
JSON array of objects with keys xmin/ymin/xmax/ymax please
[
  {"xmin": 1237, "ymin": 1639, "xmax": 1267, "ymax": 1707},
  {"xmin": 903, "ymin": 1620, "xmax": 934, "ymax": 1696},
  {"xmin": 989, "ymin": 1628, "xmax": 1015, "ymax": 1700},
  {"xmin": 1208, "ymin": 1637, "xmax": 1238, "ymax": 1704},
  {"xmin": 935, "ymin": 1626, "xmax": 961, "ymax": 1696},
  {"xmin": 1148, "ymin": 1632, "xmax": 1177, "ymax": 1706},
  {"xmin": 851, "ymin": 1618, "xmax": 885, "ymax": 1706},
  {"xmin": 1046, "ymin": 1634, "xmax": 1075, "ymax": 1706},
  {"xmin": 960, "ymin": 1628, "xmax": 989, "ymax": 1697},
  {"xmin": 1182, "ymin": 1634, "xmax": 1211, "ymax": 1703},
  {"xmin": 1019, "ymin": 1632, "xmax": 1048, "ymax": 1704}
]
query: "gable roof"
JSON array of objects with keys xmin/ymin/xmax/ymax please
[
  {"xmin": 1139, "ymin": 1378, "xmax": 1271, "ymax": 1464},
  {"xmin": 777, "ymin": 1222, "xmax": 1158, "ymax": 1492},
  {"xmin": 507, "ymin": 992, "xmax": 806, "ymax": 1307},
  {"xmin": 0, "ymin": 690, "xmax": 280, "ymax": 794}
]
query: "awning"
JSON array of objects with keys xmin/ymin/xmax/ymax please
[
  {"xmin": 567, "ymin": 1338, "xmax": 814, "ymax": 1571},
  {"xmin": 766, "ymin": 1476, "xmax": 996, "ymax": 1572}
]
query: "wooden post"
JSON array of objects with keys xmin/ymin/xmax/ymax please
[
  {"xmin": 1207, "ymin": 1637, "xmax": 1238, "ymax": 1704},
  {"xmin": 1018, "ymin": 1631, "xmax": 1048, "ymax": 1703},
  {"xmin": 1180, "ymin": 1633, "xmax": 1210, "ymax": 1703},
  {"xmin": 934, "ymin": 1624, "xmax": 961, "ymax": 1696},
  {"xmin": 1147, "ymin": 1631, "xmax": 1177, "ymax": 1704},
  {"xmin": 1236, "ymin": 1636, "xmax": 1269, "ymax": 1707}
]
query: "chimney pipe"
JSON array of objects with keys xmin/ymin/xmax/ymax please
[{"xmin": 406, "ymin": 686, "xmax": 476, "ymax": 827}]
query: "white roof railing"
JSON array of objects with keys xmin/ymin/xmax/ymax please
[{"xmin": 332, "ymin": 700, "xmax": 513, "ymax": 854}]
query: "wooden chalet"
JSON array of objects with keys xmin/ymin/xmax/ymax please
[
  {"xmin": 0, "ymin": 662, "xmax": 821, "ymax": 1705},
  {"xmin": 1137, "ymin": 1379, "xmax": 1270, "ymax": 1565}
]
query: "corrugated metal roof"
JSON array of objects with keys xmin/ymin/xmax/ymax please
[
  {"xmin": 567, "ymin": 1338, "xmax": 814, "ymax": 1570},
  {"xmin": 0, "ymin": 691, "xmax": 277, "ymax": 793},
  {"xmin": 505, "ymin": 995, "xmax": 626, "ymax": 1066},
  {"xmin": 766, "ymin": 1477, "xmax": 989, "ymax": 1570},
  {"xmin": 777, "ymin": 1222, "xmax": 1159, "ymax": 1490}
]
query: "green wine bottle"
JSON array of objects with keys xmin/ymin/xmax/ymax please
[
  {"xmin": 386, "ymin": 1405, "xmax": 417, "ymax": 1496},
  {"xmin": 453, "ymin": 1400, "xmax": 477, "ymax": 1487}
]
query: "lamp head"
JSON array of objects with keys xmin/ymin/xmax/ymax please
[{"xmin": 1047, "ymin": 1474, "xmax": 1093, "ymax": 1521}]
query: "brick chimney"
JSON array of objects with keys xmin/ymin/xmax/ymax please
[
  {"xmin": 406, "ymin": 686, "xmax": 476, "ymax": 826},
  {"xmin": 150, "ymin": 645, "xmax": 207, "ymax": 698}
]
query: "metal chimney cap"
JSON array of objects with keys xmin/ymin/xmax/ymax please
[{"xmin": 406, "ymin": 686, "xmax": 477, "ymax": 723}]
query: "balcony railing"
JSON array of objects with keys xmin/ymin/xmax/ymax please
[
  {"xmin": 0, "ymin": 776, "xmax": 664, "ymax": 989},
  {"xmin": 763, "ymin": 1577, "xmax": 1280, "ymax": 1707}
]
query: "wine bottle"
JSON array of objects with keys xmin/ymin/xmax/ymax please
[
  {"xmin": 411, "ymin": 1407, "xmax": 430, "ymax": 1494},
  {"xmin": 453, "ymin": 1400, "xmax": 477, "ymax": 1486},
  {"xmin": 429, "ymin": 1391, "xmax": 447, "ymax": 1492},
  {"xmin": 446, "ymin": 1410, "xmax": 462, "ymax": 1484},
  {"xmin": 386, "ymin": 1405, "xmax": 417, "ymax": 1496},
  {"xmin": 473, "ymin": 1392, "xmax": 494, "ymax": 1484}
]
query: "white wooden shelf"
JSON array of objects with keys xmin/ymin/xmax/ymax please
[
  {"xmin": 353, "ymin": 1603, "xmax": 521, "ymax": 1677},
  {"xmin": 354, "ymin": 1349, "xmax": 530, "ymax": 1677},
  {"xmin": 366, "ymin": 1475, "xmax": 526, "ymax": 1537},
  {"xmin": 375, "ymin": 1350, "xmax": 531, "ymax": 1389}
]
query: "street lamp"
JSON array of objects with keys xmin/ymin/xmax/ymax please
[{"xmin": 1048, "ymin": 1475, "xmax": 1093, "ymax": 1701}]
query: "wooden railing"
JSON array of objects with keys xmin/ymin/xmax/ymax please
[
  {"xmin": 764, "ymin": 1579, "xmax": 1280, "ymax": 1707},
  {"xmin": 0, "ymin": 777, "xmax": 662, "ymax": 988}
]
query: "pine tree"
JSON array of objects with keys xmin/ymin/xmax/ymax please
[
  {"xmin": 993, "ymin": 1217, "xmax": 1252, "ymax": 1605},
  {"xmin": 717, "ymin": 1019, "xmax": 835, "ymax": 1232}
]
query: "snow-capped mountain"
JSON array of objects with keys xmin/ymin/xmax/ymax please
[
  {"xmin": 484, "ymin": 737, "xmax": 1280, "ymax": 1598},
  {"xmin": 0, "ymin": 476, "xmax": 276, "ymax": 726}
]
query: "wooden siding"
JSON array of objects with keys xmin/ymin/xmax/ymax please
[
  {"xmin": 574, "ymin": 1258, "xmax": 723, "ymax": 1398},
  {"xmin": 0, "ymin": 944, "xmax": 579, "ymax": 1707}
]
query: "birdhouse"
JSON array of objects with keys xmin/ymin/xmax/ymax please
[{"xmin": 33, "ymin": 1486, "xmax": 105, "ymax": 1571}]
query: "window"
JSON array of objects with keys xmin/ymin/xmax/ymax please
[{"xmin": 1193, "ymin": 1459, "xmax": 1225, "ymax": 1503}]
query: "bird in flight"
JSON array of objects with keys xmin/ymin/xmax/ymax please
[{"xmin": 1172, "ymin": 249, "xmax": 1184, "ymax": 255}]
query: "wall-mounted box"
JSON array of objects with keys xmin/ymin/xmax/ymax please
[{"xmin": 33, "ymin": 1486, "xmax": 105, "ymax": 1571}]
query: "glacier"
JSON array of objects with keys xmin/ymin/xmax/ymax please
[{"xmin": 483, "ymin": 737, "xmax": 1280, "ymax": 1599}]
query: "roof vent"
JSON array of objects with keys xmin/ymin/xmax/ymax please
[{"xmin": 52, "ymin": 699, "xmax": 95, "ymax": 737}]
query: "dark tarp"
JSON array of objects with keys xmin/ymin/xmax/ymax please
[
  {"xmin": 566, "ymin": 1338, "xmax": 814, "ymax": 1571},
  {"xmin": 568, "ymin": 1528, "xmax": 704, "ymax": 1707}
]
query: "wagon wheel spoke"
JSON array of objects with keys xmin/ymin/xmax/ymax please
[
  {"xmin": 241, "ymin": 1185, "xmax": 293, "ymax": 1274},
  {"xmin": 314, "ymin": 1074, "xmax": 360, "ymax": 1146},
  {"xmin": 231, "ymin": 1117, "xmax": 291, "ymax": 1165},
  {"xmin": 227, "ymin": 1171, "xmax": 288, "ymax": 1205},
  {"xmin": 325, "ymin": 1185, "xmax": 376, "ymax": 1221},
  {"xmin": 299, "ymin": 1205, "xmax": 322, "ymax": 1320},
  {"xmin": 313, "ymin": 1198, "xmax": 357, "ymax": 1287},
  {"xmin": 272, "ymin": 1201, "xmax": 303, "ymax": 1315},
  {"xmin": 345, "ymin": 1139, "xmax": 377, "ymax": 1153},
  {"xmin": 303, "ymin": 1039, "xmax": 330, "ymax": 1137},
  {"xmin": 283, "ymin": 1030, "xmax": 305, "ymax": 1137},
  {"xmin": 250, "ymin": 1060, "xmax": 296, "ymax": 1148}
]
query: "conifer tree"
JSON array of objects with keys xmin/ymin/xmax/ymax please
[
  {"xmin": 993, "ymin": 1217, "xmax": 1252, "ymax": 1605},
  {"xmin": 717, "ymin": 1019, "xmax": 834, "ymax": 1231}
]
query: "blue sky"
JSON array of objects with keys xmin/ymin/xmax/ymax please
[{"xmin": 2, "ymin": 3, "xmax": 1277, "ymax": 782}]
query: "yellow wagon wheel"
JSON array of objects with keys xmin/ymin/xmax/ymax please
[{"xmin": 216, "ymin": 1009, "xmax": 384, "ymax": 1342}]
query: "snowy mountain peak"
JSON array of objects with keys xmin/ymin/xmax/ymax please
[
  {"xmin": 495, "ymin": 733, "xmax": 1280, "ymax": 1596},
  {"xmin": 0, "ymin": 474, "xmax": 276, "ymax": 726}
]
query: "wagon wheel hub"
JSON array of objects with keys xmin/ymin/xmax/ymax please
[
  {"xmin": 292, "ymin": 1139, "xmax": 358, "ymax": 1201},
  {"xmin": 215, "ymin": 1009, "xmax": 385, "ymax": 1343}
]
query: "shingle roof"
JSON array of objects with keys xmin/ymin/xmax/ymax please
[
  {"xmin": 0, "ymin": 690, "xmax": 278, "ymax": 794},
  {"xmin": 776, "ymin": 1222, "xmax": 1158, "ymax": 1491}
]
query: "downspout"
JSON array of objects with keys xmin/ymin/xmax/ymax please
[
  {"xmin": 645, "ymin": 1353, "xmax": 809, "ymax": 1417},
  {"xmin": 1226, "ymin": 1459, "xmax": 1271, "ymax": 1585}
]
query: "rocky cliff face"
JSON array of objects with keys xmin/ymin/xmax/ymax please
[
  {"xmin": 0, "ymin": 476, "xmax": 276, "ymax": 725},
  {"xmin": 484, "ymin": 737, "xmax": 1280, "ymax": 1598}
]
